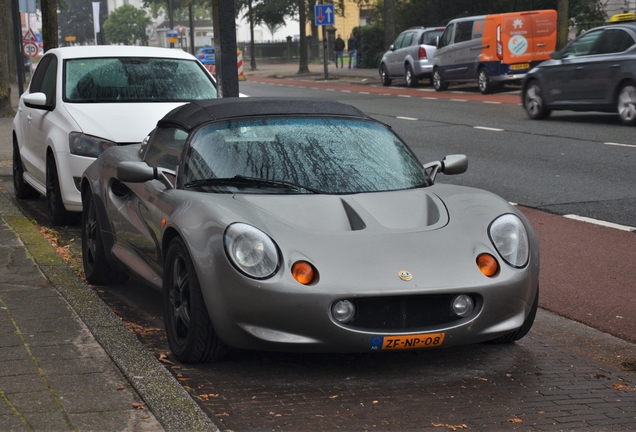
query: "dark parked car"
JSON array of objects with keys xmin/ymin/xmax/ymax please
[{"xmin": 522, "ymin": 21, "xmax": 636, "ymax": 125}]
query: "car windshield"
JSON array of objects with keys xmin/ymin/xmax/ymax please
[
  {"xmin": 184, "ymin": 117, "xmax": 431, "ymax": 194},
  {"xmin": 64, "ymin": 57, "xmax": 217, "ymax": 102}
]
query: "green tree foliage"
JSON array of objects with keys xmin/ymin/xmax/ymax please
[
  {"xmin": 103, "ymin": 5, "xmax": 151, "ymax": 45},
  {"xmin": 59, "ymin": 0, "xmax": 108, "ymax": 45}
]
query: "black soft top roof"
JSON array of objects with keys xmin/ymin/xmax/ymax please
[{"xmin": 157, "ymin": 97, "xmax": 370, "ymax": 131}]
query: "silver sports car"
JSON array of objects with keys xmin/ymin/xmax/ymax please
[{"xmin": 81, "ymin": 98, "xmax": 539, "ymax": 363}]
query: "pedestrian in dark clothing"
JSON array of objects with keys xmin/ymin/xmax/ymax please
[
  {"xmin": 334, "ymin": 34, "xmax": 345, "ymax": 68},
  {"xmin": 348, "ymin": 33, "xmax": 358, "ymax": 69}
]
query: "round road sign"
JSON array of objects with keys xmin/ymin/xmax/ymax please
[{"xmin": 23, "ymin": 42, "xmax": 39, "ymax": 57}]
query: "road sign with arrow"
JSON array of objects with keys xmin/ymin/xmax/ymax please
[{"xmin": 314, "ymin": 4, "xmax": 334, "ymax": 26}]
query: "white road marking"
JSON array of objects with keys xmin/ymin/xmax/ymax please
[
  {"xmin": 340, "ymin": 90, "xmax": 352, "ymax": 93},
  {"xmin": 474, "ymin": 126, "xmax": 504, "ymax": 132},
  {"xmin": 421, "ymin": 97, "xmax": 437, "ymax": 100},
  {"xmin": 450, "ymin": 99, "xmax": 468, "ymax": 102},
  {"xmin": 397, "ymin": 94, "xmax": 411, "ymax": 98},
  {"xmin": 359, "ymin": 91, "xmax": 370, "ymax": 94},
  {"xmin": 564, "ymin": 215, "xmax": 636, "ymax": 232},
  {"xmin": 396, "ymin": 116, "xmax": 418, "ymax": 121},
  {"xmin": 483, "ymin": 101, "xmax": 502, "ymax": 104},
  {"xmin": 605, "ymin": 142, "xmax": 636, "ymax": 148}
]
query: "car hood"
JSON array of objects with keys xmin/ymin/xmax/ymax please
[
  {"xmin": 234, "ymin": 189, "xmax": 449, "ymax": 233},
  {"xmin": 64, "ymin": 102, "xmax": 186, "ymax": 143}
]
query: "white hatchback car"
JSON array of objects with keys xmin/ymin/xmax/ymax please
[{"xmin": 12, "ymin": 45, "xmax": 218, "ymax": 225}]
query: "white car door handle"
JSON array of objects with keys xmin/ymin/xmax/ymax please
[{"xmin": 27, "ymin": 114, "xmax": 32, "ymax": 121}]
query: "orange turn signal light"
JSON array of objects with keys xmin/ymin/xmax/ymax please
[
  {"xmin": 292, "ymin": 261, "xmax": 315, "ymax": 285},
  {"xmin": 477, "ymin": 253, "xmax": 499, "ymax": 277}
]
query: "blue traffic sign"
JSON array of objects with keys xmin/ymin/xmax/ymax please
[
  {"xmin": 314, "ymin": 4, "xmax": 334, "ymax": 26},
  {"xmin": 167, "ymin": 29, "xmax": 178, "ymax": 38}
]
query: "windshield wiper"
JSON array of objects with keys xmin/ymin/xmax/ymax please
[{"xmin": 185, "ymin": 175, "xmax": 322, "ymax": 193}]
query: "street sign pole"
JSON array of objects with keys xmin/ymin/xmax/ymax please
[
  {"xmin": 314, "ymin": 4, "xmax": 335, "ymax": 80},
  {"xmin": 322, "ymin": 26, "xmax": 328, "ymax": 80}
]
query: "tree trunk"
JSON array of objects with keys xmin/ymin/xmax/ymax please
[
  {"xmin": 249, "ymin": 1, "xmax": 256, "ymax": 71},
  {"xmin": 0, "ymin": 0, "xmax": 14, "ymax": 116},
  {"xmin": 41, "ymin": 0, "xmax": 59, "ymax": 51},
  {"xmin": 557, "ymin": 0, "xmax": 569, "ymax": 50},
  {"xmin": 297, "ymin": 0, "xmax": 309, "ymax": 74},
  {"xmin": 383, "ymin": 0, "xmax": 395, "ymax": 51}
]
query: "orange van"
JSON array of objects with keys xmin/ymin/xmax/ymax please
[{"xmin": 432, "ymin": 10, "xmax": 557, "ymax": 93}]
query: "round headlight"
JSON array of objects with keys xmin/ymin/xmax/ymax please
[
  {"xmin": 488, "ymin": 214, "xmax": 529, "ymax": 268},
  {"xmin": 224, "ymin": 223, "xmax": 280, "ymax": 279}
]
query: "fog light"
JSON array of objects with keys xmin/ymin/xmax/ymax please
[
  {"xmin": 332, "ymin": 300, "xmax": 356, "ymax": 323},
  {"xmin": 452, "ymin": 295, "xmax": 474, "ymax": 318}
]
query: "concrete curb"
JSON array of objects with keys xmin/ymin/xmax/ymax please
[{"xmin": 0, "ymin": 186, "xmax": 219, "ymax": 432}]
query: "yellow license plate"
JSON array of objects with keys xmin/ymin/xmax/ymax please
[
  {"xmin": 511, "ymin": 63, "xmax": 530, "ymax": 70},
  {"xmin": 370, "ymin": 333, "xmax": 445, "ymax": 350}
]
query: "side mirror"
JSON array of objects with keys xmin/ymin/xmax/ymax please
[
  {"xmin": 423, "ymin": 154, "xmax": 468, "ymax": 182},
  {"xmin": 117, "ymin": 161, "xmax": 175, "ymax": 189},
  {"xmin": 389, "ymin": 44, "xmax": 396, "ymax": 51},
  {"xmin": 435, "ymin": 36, "xmax": 440, "ymax": 48},
  {"xmin": 23, "ymin": 92, "xmax": 51, "ymax": 110},
  {"xmin": 441, "ymin": 154, "xmax": 468, "ymax": 175}
]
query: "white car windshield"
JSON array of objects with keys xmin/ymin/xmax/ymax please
[
  {"xmin": 65, "ymin": 57, "xmax": 217, "ymax": 103},
  {"xmin": 184, "ymin": 117, "xmax": 431, "ymax": 194}
]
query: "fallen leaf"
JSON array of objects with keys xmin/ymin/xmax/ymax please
[
  {"xmin": 372, "ymin": 400, "xmax": 378, "ymax": 404},
  {"xmin": 507, "ymin": 418, "xmax": 522, "ymax": 423},
  {"xmin": 158, "ymin": 353, "xmax": 174, "ymax": 364},
  {"xmin": 216, "ymin": 412, "xmax": 229, "ymax": 417},
  {"xmin": 141, "ymin": 415, "xmax": 149, "ymax": 419},
  {"xmin": 432, "ymin": 424, "xmax": 467, "ymax": 430},
  {"xmin": 132, "ymin": 403, "xmax": 144, "ymax": 410},
  {"xmin": 199, "ymin": 394, "xmax": 209, "ymax": 400},
  {"xmin": 329, "ymin": 395, "xmax": 338, "ymax": 399},
  {"xmin": 613, "ymin": 383, "xmax": 634, "ymax": 391},
  {"xmin": 116, "ymin": 385, "xmax": 125, "ymax": 391}
]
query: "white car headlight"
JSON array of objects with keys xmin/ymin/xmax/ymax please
[
  {"xmin": 488, "ymin": 214, "xmax": 529, "ymax": 268},
  {"xmin": 69, "ymin": 132, "xmax": 116, "ymax": 158},
  {"xmin": 224, "ymin": 223, "xmax": 280, "ymax": 279}
]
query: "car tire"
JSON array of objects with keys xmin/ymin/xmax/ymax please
[
  {"xmin": 616, "ymin": 83, "xmax": 636, "ymax": 126},
  {"xmin": 82, "ymin": 191, "xmax": 128, "ymax": 285},
  {"xmin": 405, "ymin": 64, "xmax": 418, "ymax": 88},
  {"xmin": 478, "ymin": 67, "xmax": 493, "ymax": 94},
  {"xmin": 13, "ymin": 138, "xmax": 40, "ymax": 200},
  {"xmin": 432, "ymin": 68, "xmax": 448, "ymax": 91},
  {"xmin": 46, "ymin": 156, "xmax": 75, "ymax": 226},
  {"xmin": 523, "ymin": 81, "xmax": 551, "ymax": 120},
  {"xmin": 485, "ymin": 287, "xmax": 539, "ymax": 344},
  {"xmin": 380, "ymin": 64, "xmax": 392, "ymax": 87},
  {"xmin": 164, "ymin": 237, "xmax": 228, "ymax": 363}
]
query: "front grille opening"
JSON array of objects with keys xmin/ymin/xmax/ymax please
[{"xmin": 343, "ymin": 294, "xmax": 475, "ymax": 331}]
